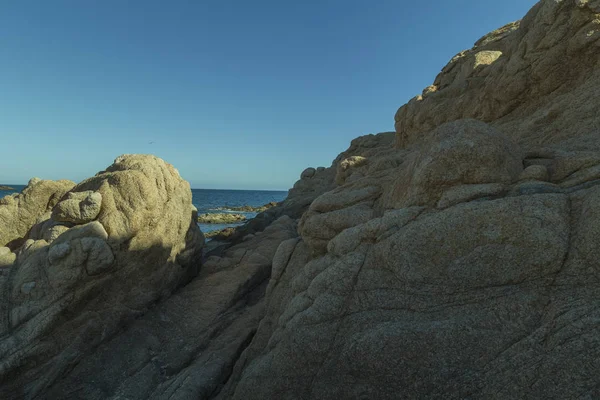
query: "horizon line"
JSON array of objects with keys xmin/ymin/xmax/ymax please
[{"xmin": 1, "ymin": 183, "xmax": 289, "ymax": 192}]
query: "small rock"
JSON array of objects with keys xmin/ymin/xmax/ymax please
[
  {"xmin": 301, "ymin": 168, "xmax": 316, "ymax": 179},
  {"xmin": 52, "ymin": 191, "xmax": 102, "ymax": 224},
  {"xmin": 519, "ymin": 165, "xmax": 550, "ymax": 182},
  {"xmin": 82, "ymin": 237, "xmax": 115, "ymax": 275},
  {"xmin": 43, "ymin": 225, "xmax": 71, "ymax": 243},
  {"xmin": 0, "ymin": 246, "xmax": 16, "ymax": 268},
  {"xmin": 48, "ymin": 242, "xmax": 72, "ymax": 265}
]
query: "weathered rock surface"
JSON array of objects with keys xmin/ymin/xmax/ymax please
[
  {"xmin": 0, "ymin": 247, "xmax": 15, "ymax": 269},
  {"xmin": 51, "ymin": 190, "xmax": 102, "ymax": 224},
  {"xmin": 4, "ymin": 1, "xmax": 600, "ymax": 400},
  {"xmin": 0, "ymin": 178, "xmax": 75, "ymax": 249},
  {"xmin": 395, "ymin": 0, "xmax": 600, "ymax": 150},
  {"xmin": 216, "ymin": 2, "xmax": 600, "ymax": 399},
  {"xmin": 0, "ymin": 154, "xmax": 203, "ymax": 399},
  {"xmin": 219, "ymin": 132, "xmax": 396, "ymax": 247},
  {"xmin": 40, "ymin": 216, "xmax": 297, "ymax": 400}
]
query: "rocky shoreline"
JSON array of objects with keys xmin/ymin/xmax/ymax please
[
  {"xmin": 0, "ymin": 185, "xmax": 14, "ymax": 190},
  {"xmin": 215, "ymin": 201, "xmax": 279, "ymax": 213},
  {"xmin": 197, "ymin": 213, "xmax": 247, "ymax": 224},
  {"xmin": 2, "ymin": 1, "xmax": 600, "ymax": 398}
]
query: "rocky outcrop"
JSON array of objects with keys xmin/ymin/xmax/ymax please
[
  {"xmin": 0, "ymin": 186, "xmax": 14, "ymax": 191},
  {"xmin": 212, "ymin": 131, "xmax": 396, "ymax": 248},
  {"xmin": 39, "ymin": 216, "xmax": 297, "ymax": 399},
  {"xmin": 395, "ymin": 0, "xmax": 600, "ymax": 149},
  {"xmin": 216, "ymin": 2, "xmax": 600, "ymax": 399},
  {"xmin": 198, "ymin": 213, "xmax": 247, "ymax": 224},
  {"xmin": 0, "ymin": 155, "xmax": 203, "ymax": 399},
  {"xmin": 216, "ymin": 202, "xmax": 279, "ymax": 213},
  {"xmin": 4, "ymin": 1, "xmax": 600, "ymax": 399},
  {"xmin": 0, "ymin": 178, "xmax": 75, "ymax": 250}
]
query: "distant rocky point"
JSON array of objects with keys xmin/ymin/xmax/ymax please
[
  {"xmin": 217, "ymin": 201, "xmax": 279, "ymax": 213},
  {"xmin": 0, "ymin": 185, "xmax": 14, "ymax": 190},
  {"xmin": 198, "ymin": 212, "xmax": 247, "ymax": 224}
]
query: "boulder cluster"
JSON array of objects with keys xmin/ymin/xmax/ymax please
[
  {"xmin": 2, "ymin": 1, "xmax": 600, "ymax": 399},
  {"xmin": 0, "ymin": 155, "xmax": 203, "ymax": 398}
]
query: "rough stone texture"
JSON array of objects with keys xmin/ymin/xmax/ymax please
[
  {"xmin": 0, "ymin": 155, "xmax": 203, "ymax": 399},
  {"xmin": 215, "ymin": 2, "xmax": 600, "ymax": 399},
  {"xmin": 40, "ymin": 216, "xmax": 297, "ymax": 400},
  {"xmin": 0, "ymin": 178, "xmax": 75, "ymax": 249},
  {"xmin": 335, "ymin": 155, "xmax": 367, "ymax": 185},
  {"xmin": 395, "ymin": 0, "xmax": 600, "ymax": 150},
  {"xmin": 211, "ymin": 131, "xmax": 396, "ymax": 249},
  {"xmin": 300, "ymin": 167, "xmax": 317, "ymax": 179},
  {"xmin": 0, "ymin": 247, "xmax": 15, "ymax": 269},
  {"xmin": 383, "ymin": 119, "xmax": 523, "ymax": 209},
  {"xmin": 520, "ymin": 164, "xmax": 551, "ymax": 181},
  {"xmin": 51, "ymin": 190, "xmax": 102, "ymax": 224},
  {"xmin": 5, "ymin": 1, "xmax": 600, "ymax": 400}
]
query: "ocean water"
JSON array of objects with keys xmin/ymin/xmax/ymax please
[
  {"xmin": 0, "ymin": 185, "xmax": 288, "ymax": 234},
  {"xmin": 192, "ymin": 189, "xmax": 287, "ymax": 233},
  {"xmin": 0, "ymin": 185, "xmax": 25, "ymax": 198}
]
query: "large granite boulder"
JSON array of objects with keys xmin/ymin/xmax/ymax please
[{"xmin": 0, "ymin": 154, "xmax": 204, "ymax": 399}]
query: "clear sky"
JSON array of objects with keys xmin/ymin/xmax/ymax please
[{"xmin": 0, "ymin": 0, "xmax": 538, "ymax": 190}]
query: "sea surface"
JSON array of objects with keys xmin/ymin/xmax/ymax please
[
  {"xmin": 193, "ymin": 189, "xmax": 287, "ymax": 233},
  {"xmin": 0, "ymin": 185, "xmax": 288, "ymax": 234}
]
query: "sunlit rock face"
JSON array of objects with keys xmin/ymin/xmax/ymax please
[
  {"xmin": 0, "ymin": 154, "xmax": 203, "ymax": 399},
  {"xmin": 395, "ymin": 0, "xmax": 600, "ymax": 150},
  {"xmin": 0, "ymin": 178, "xmax": 75, "ymax": 249}
]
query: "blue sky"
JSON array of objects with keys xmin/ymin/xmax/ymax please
[{"xmin": 0, "ymin": 0, "xmax": 538, "ymax": 190}]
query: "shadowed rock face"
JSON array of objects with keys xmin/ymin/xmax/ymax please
[
  {"xmin": 215, "ymin": 2, "xmax": 600, "ymax": 399},
  {"xmin": 41, "ymin": 216, "xmax": 298, "ymax": 400},
  {"xmin": 4, "ymin": 1, "xmax": 600, "ymax": 399},
  {"xmin": 208, "ymin": 131, "xmax": 396, "ymax": 248},
  {"xmin": 0, "ymin": 154, "xmax": 203, "ymax": 399}
]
